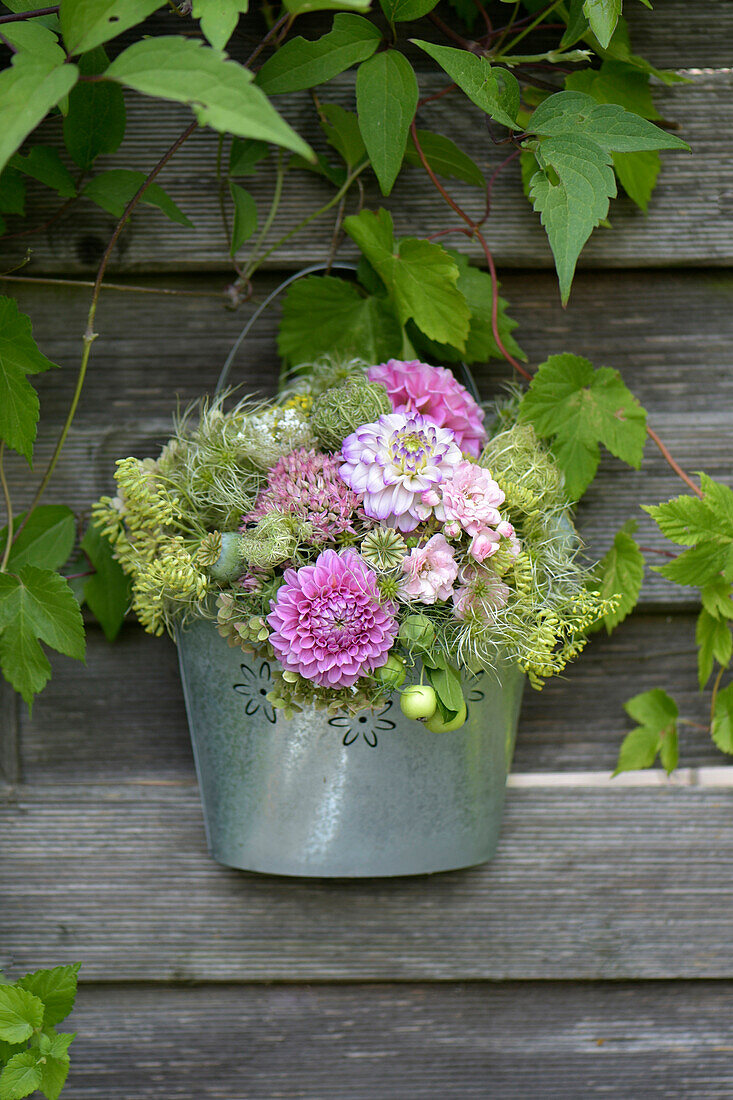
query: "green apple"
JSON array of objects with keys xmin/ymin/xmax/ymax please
[
  {"xmin": 400, "ymin": 684, "xmax": 437, "ymax": 720},
  {"xmin": 425, "ymin": 702, "xmax": 468, "ymax": 733}
]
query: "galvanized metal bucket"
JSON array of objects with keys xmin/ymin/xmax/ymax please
[{"xmin": 177, "ymin": 617, "xmax": 524, "ymax": 877}]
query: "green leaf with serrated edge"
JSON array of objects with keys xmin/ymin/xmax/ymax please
[
  {"xmin": 105, "ymin": 37, "xmax": 313, "ymax": 159},
  {"xmin": 0, "ymin": 297, "xmax": 58, "ymax": 464},
  {"xmin": 0, "ymin": 1050, "xmax": 43, "ymax": 1100},
  {"xmin": 696, "ymin": 609, "xmax": 732, "ymax": 691},
  {"xmin": 344, "ymin": 209, "xmax": 470, "ymax": 348},
  {"xmin": 0, "ymin": 170, "xmax": 25, "ymax": 216},
  {"xmin": 0, "ymin": 566, "xmax": 85, "ymax": 708},
  {"xmin": 0, "ymin": 1039, "xmax": 24, "ymax": 1066},
  {"xmin": 60, "ymin": 0, "xmax": 165, "ymax": 55},
  {"xmin": 659, "ymin": 722, "xmax": 679, "ymax": 775},
  {"xmin": 380, "ymin": 0, "xmax": 437, "ymax": 21},
  {"xmin": 0, "ymin": 507, "xmax": 76, "ymax": 573},
  {"xmin": 283, "ymin": 0, "xmax": 370, "ymax": 11},
  {"xmin": 193, "ymin": 0, "xmax": 249, "ymax": 50},
  {"xmin": 530, "ymin": 89, "xmax": 688, "ymax": 152},
  {"xmin": 410, "ymin": 249, "xmax": 524, "ymax": 365},
  {"xmin": 613, "ymin": 725, "xmax": 660, "ymax": 775},
  {"xmin": 256, "ymin": 13, "xmax": 379, "ymax": 96},
  {"xmin": 712, "ymin": 682, "xmax": 733, "ymax": 755},
  {"xmin": 412, "ymin": 40, "xmax": 520, "ymax": 130},
  {"xmin": 404, "ymin": 130, "xmax": 485, "ymax": 189},
  {"xmin": 583, "ymin": 0, "xmax": 621, "ymax": 49},
  {"xmin": 229, "ymin": 138, "xmax": 268, "ymax": 176},
  {"xmin": 0, "ymin": 54, "xmax": 79, "ymax": 176},
  {"xmin": 0, "ymin": 987, "xmax": 44, "ymax": 1044},
  {"xmin": 17, "ymin": 964, "xmax": 80, "ymax": 1028},
  {"xmin": 37, "ymin": 1053, "xmax": 69, "ymax": 1100},
  {"xmin": 10, "ymin": 147, "xmax": 76, "ymax": 198},
  {"xmin": 615, "ymin": 688, "xmax": 678, "ymax": 775},
  {"xmin": 278, "ymin": 276, "xmax": 403, "ymax": 366},
  {"xmin": 700, "ymin": 472, "xmax": 733, "ymax": 530},
  {"xmin": 83, "ymin": 169, "xmax": 192, "ymax": 227},
  {"xmin": 625, "ymin": 686, "xmax": 678, "ymax": 731},
  {"xmin": 518, "ymin": 353, "xmax": 647, "ymax": 498},
  {"xmin": 63, "ymin": 77, "xmax": 126, "ymax": 170},
  {"xmin": 658, "ymin": 542, "xmax": 733, "ymax": 589},
  {"xmin": 702, "ymin": 578, "xmax": 733, "ymax": 621},
  {"xmin": 643, "ymin": 495, "xmax": 724, "ymax": 547},
  {"xmin": 593, "ymin": 519, "xmax": 644, "ymax": 633},
  {"xmin": 356, "ymin": 51, "xmax": 418, "ymax": 197},
  {"xmin": 0, "ymin": 21, "xmax": 64, "ymax": 64},
  {"xmin": 320, "ymin": 104, "xmax": 366, "ymax": 168},
  {"xmin": 228, "ymin": 182, "xmax": 257, "ymax": 255}
]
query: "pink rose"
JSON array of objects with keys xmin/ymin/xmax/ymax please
[
  {"xmin": 469, "ymin": 527, "xmax": 502, "ymax": 562},
  {"xmin": 400, "ymin": 533, "xmax": 458, "ymax": 604}
]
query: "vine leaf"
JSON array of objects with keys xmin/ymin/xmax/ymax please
[
  {"xmin": 278, "ymin": 275, "xmax": 403, "ymax": 366},
  {"xmin": 343, "ymin": 208, "xmax": 470, "ymax": 348},
  {"xmin": 0, "ymin": 297, "xmax": 58, "ymax": 465},
  {"xmin": 228, "ymin": 183, "xmax": 257, "ymax": 254},
  {"xmin": 412, "ymin": 40, "xmax": 520, "ymax": 130},
  {"xmin": 356, "ymin": 50, "xmax": 418, "ymax": 197},
  {"xmin": 0, "ymin": 985, "xmax": 44, "ymax": 1044},
  {"xmin": 712, "ymin": 683, "xmax": 733, "ymax": 755},
  {"xmin": 518, "ymin": 353, "xmax": 647, "ymax": 498},
  {"xmin": 592, "ymin": 519, "xmax": 644, "ymax": 633},
  {"xmin": 645, "ymin": 475, "xmax": 733, "ymax": 588},
  {"xmin": 105, "ymin": 37, "xmax": 313, "ymax": 159},
  {"xmin": 229, "ymin": 138, "xmax": 268, "ymax": 176},
  {"xmin": 615, "ymin": 689, "xmax": 678, "ymax": 776},
  {"xmin": 37, "ymin": 1044, "xmax": 72, "ymax": 1100},
  {"xmin": 10, "ymin": 147, "xmax": 76, "ymax": 199},
  {"xmin": 17, "ymin": 964, "xmax": 79, "ymax": 1028},
  {"xmin": 583, "ymin": 0, "xmax": 622, "ymax": 49},
  {"xmin": 192, "ymin": 0, "xmax": 249, "ymax": 51},
  {"xmin": 83, "ymin": 169, "xmax": 192, "ymax": 226},
  {"xmin": 283, "ymin": 0, "xmax": 371, "ymax": 12},
  {"xmin": 60, "ymin": 0, "xmax": 165, "ymax": 55},
  {"xmin": 696, "ymin": 610, "xmax": 732, "ymax": 690},
  {"xmin": 79, "ymin": 523, "xmax": 130, "ymax": 642},
  {"xmin": 0, "ymin": 21, "xmax": 65, "ymax": 65},
  {"xmin": 63, "ymin": 62, "xmax": 127, "ymax": 169},
  {"xmin": 404, "ymin": 130, "xmax": 485, "ymax": 189},
  {"xmin": 379, "ymin": 0, "xmax": 438, "ymax": 21},
  {"xmin": 0, "ymin": 506, "xmax": 76, "ymax": 573},
  {"xmin": 256, "ymin": 13, "xmax": 380, "ymax": 96},
  {"xmin": 320, "ymin": 104, "xmax": 366, "ymax": 169},
  {"xmin": 0, "ymin": 55, "xmax": 79, "ymax": 176},
  {"xmin": 0, "ymin": 1049, "xmax": 44, "ymax": 1100},
  {"xmin": 0, "ymin": 566, "xmax": 86, "ymax": 709}
]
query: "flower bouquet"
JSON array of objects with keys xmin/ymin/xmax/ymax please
[{"xmin": 94, "ymin": 357, "xmax": 614, "ymax": 876}]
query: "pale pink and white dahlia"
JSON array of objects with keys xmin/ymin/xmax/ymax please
[
  {"xmin": 339, "ymin": 412, "xmax": 462, "ymax": 532},
  {"xmin": 368, "ymin": 359, "xmax": 487, "ymax": 457},
  {"xmin": 452, "ymin": 563, "xmax": 510, "ymax": 621},
  {"xmin": 423, "ymin": 460, "xmax": 506, "ymax": 537},
  {"xmin": 400, "ymin": 534, "xmax": 458, "ymax": 604},
  {"xmin": 267, "ymin": 549, "xmax": 397, "ymax": 688}
]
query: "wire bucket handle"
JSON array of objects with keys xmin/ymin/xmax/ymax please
[{"xmin": 215, "ymin": 261, "xmax": 480, "ymax": 403}]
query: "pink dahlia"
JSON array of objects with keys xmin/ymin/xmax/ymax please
[
  {"xmin": 339, "ymin": 412, "xmax": 462, "ymax": 532},
  {"xmin": 400, "ymin": 534, "xmax": 458, "ymax": 604},
  {"xmin": 452, "ymin": 563, "xmax": 510, "ymax": 621},
  {"xmin": 242, "ymin": 448, "xmax": 363, "ymax": 543},
  {"xmin": 423, "ymin": 460, "xmax": 506, "ymax": 538},
  {"xmin": 368, "ymin": 359, "xmax": 487, "ymax": 458},
  {"xmin": 267, "ymin": 549, "xmax": 398, "ymax": 688}
]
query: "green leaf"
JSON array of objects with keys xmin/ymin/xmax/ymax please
[
  {"xmin": 404, "ymin": 130, "xmax": 485, "ymax": 188},
  {"xmin": 0, "ymin": 1040, "xmax": 24, "ymax": 1068},
  {"xmin": 0, "ymin": 566, "xmax": 86, "ymax": 708},
  {"xmin": 531, "ymin": 91, "xmax": 688, "ymax": 152},
  {"xmin": 10, "ymin": 147, "xmax": 76, "ymax": 199},
  {"xmin": 63, "ymin": 80, "xmax": 126, "ymax": 170},
  {"xmin": 356, "ymin": 50, "xmax": 418, "ymax": 197},
  {"xmin": 701, "ymin": 578, "xmax": 733, "ymax": 621},
  {"xmin": 0, "ymin": 987, "xmax": 44, "ymax": 1044},
  {"xmin": 712, "ymin": 682, "xmax": 733, "ymax": 755},
  {"xmin": 320, "ymin": 103, "xmax": 366, "ymax": 168},
  {"xmin": 0, "ymin": 297, "xmax": 58, "ymax": 464},
  {"xmin": 80, "ymin": 524, "xmax": 130, "ymax": 641},
  {"xmin": 379, "ymin": 0, "xmax": 438, "ymax": 21},
  {"xmin": 192, "ymin": 0, "xmax": 249, "ymax": 50},
  {"xmin": 643, "ymin": 494, "xmax": 724, "ymax": 548},
  {"xmin": 696, "ymin": 609, "xmax": 732, "ymax": 690},
  {"xmin": 658, "ymin": 542, "xmax": 733, "ymax": 590},
  {"xmin": 0, "ymin": 507, "xmax": 76, "ymax": 572},
  {"xmin": 518, "ymin": 353, "xmax": 647, "ymax": 498},
  {"xmin": 591, "ymin": 14, "xmax": 685, "ymax": 86},
  {"xmin": 0, "ymin": 55, "xmax": 79, "ymax": 176},
  {"xmin": 612, "ymin": 149, "xmax": 659, "ymax": 212},
  {"xmin": 37, "ymin": 1052, "xmax": 69, "ymax": 1100},
  {"xmin": 613, "ymin": 725, "xmax": 660, "ymax": 775},
  {"xmin": 0, "ymin": 1050, "xmax": 43, "ymax": 1100},
  {"xmin": 17, "ymin": 965, "xmax": 80, "ymax": 1028},
  {"xmin": 228, "ymin": 138, "xmax": 268, "ymax": 176},
  {"xmin": 614, "ymin": 688, "xmax": 678, "ymax": 776},
  {"xmin": 412, "ymin": 41, "xmax": 520, "ymax": 130},
  {"xmin": 593, "ymin": 519, "xmax": 644, "ymax": 633},
  {"xmin": 344, "ymin": 209, "xmax": 470, "ymax": 348},
  {"xmin": 106, "ymin": 37, "xmax": 313, "ymax": 158},
  {"xmin": 0, "ymin": 21, "xmax": 65, "ymax": 64},
  {"xmin": 0, "ymin": 170, "xmax": 25, "ymax": 216},
  {"xmin": 424, "ymin": 660, "xmax": 463, "ymax": 717},
  {"xmin": 256, "ymin": 13, "xmax": 380, "ymax": 95},
  {"xmin": 83, "ymin": 169, "xmax": 192, "ymax": 227},
  {"xmin": 583, "ymin": 0, "xmax": 621, "ymax": 49},
  {"xmin": 283, "ymin": 0, "xmax": 370, "ymax": 12},
  {"xmin": 60, "ymin": 0, "xmax": 165, "ymax": 55},
  {"xmin": 278, "ymin": 276, "xmax": 403, "ymax": 366},
  {"xmin": 228, "ymin": 182, "xmax": 257, "ymax": 254}
]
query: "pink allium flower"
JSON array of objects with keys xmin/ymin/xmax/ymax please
[
  {"xmin": 368, "ymin": 359, "xmax": 487, "ymax": 458},
  {"xmin": 400, "ymin": 534, "xmax": 458, "ymax": 604},
  {"xmin": 267, "ymin": 549, "xmax": 398, "ymax": 688},
  {"xmin": 243, "ymin": 448, "xmax": 363, "ymax": 543},
  {"xmin": 424, "ymin": 460, "xmax": 505, "ymax": 537},
  {"xmin": 452, "ymin": 563, "xmax": 510, "ymax": 621},
  {"xmin": 339, "ymin": 412, "xmax": 462, "ymax": 532}
]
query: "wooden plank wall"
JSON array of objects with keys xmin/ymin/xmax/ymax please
[{"xmin": 2, "ymin": 3, "xmax": 733, "ymax": 1096}]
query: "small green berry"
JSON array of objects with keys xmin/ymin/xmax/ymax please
[
  {"xmin": 374, "ymin": 654, "xmax": 407, "ymax": 689},
  {"xmin": 425, "ymin": 701, "xmax": 467, "ymax": 733},
  {"xmin": 400, "ymin": 684, "xmax": 437, "ymax": 721}
]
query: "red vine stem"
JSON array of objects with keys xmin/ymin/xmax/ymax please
[
  {"xmin": 646, "ymin": 425, "xmax": 704, "ymax": 498},
  {"xmin": 0, "ymin": 4, "xmax": 58, "ymax": 23}
]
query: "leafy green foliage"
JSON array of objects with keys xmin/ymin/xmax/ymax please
[
  {"xmin": 82, "ymin": 169, "xmax": 193, "ymax": 226},
  {"xmin": 228, "ymin": 183, "xmax": 257, "ymax": 254},
  {"xmin": 0, "ymin": 55, "xmax": 79, "ymax": 176},
  {"xmin": 16, "ymin": 967, "xmax": 79, "ymax": 1030},
  {"xmin": 379, "ymin": 0, "xmax": 438, "ymax": 21},
  {"xmin": 0, "ymin": 21, "xmax": 65, "ymax": 65},
  {"xmin": 63, "ymin": 78, "xmax": 126, "ymax": 170},
  {"xmin": 344, "ymin": 209, "xmax": 470, "ymax": 347},
  {"xmin": 404, "ymin": 130, "xmax": 485, "ymax": 188},
  {"xmin": 696, "ymin": 609, "xmax": 732, "ymax": 690},
  {"xmin": 105, "ymin": 37, "xmax": 313, "ymax": 158},
  {"xmin": 712, "ymin": 683, "xmax": 733, "ymax": 755},
  {"xmin": 79, "ymin": 524, "xmax": 130, "ymax": 642},
  {"xmin": 356, "ymin": 51, "xmax": 418, "ymax": 197},
  {"xmin": 519, "ymin": 353, "xmax": 647, "ymax": 498},
  {"xmin": 0, "ymin": 567, "xmax": 85, "ymax": 708},
  {"xmin": 256, "ymin": 14, "xmax": 380, "ymax": 95},
  {"xmin": 615, "ymin": 689, "xmax": 678, "ymax": 776},
  {"xmin": 0, "ymin": 508, "xmax": 75, "ymax": 573},
  {"xmin": 583, "ymin": 0, "xmax": 622, "ymax": 49},
  {"xmin": 10, "ymin": 149, "xmax": 76, "ymax": 199},
  {"xmin": 412, "ymin": 41, "xmax": 520, "ymax": 130},
  {"xmin": 192, "ymin": 0, "xmax": 249, "ymax": 50},
  {"xmin": 0, "ymin": 298, "xmax": 58, "ymax": 465},
  {"xmin": 229, "ymin": 138, "xmax": 268, "ymax": 176},
  {"xmin": 0, "ymin": 989, "xmax": 43, "ymax": 1045},
  {"xmin": 320, "ymin": 104, "xmax": 366, "ymax": 168},
  {"xmin": 60, "ymin": 0, "xmax": 165, "ymax": 56},
  {"xmin": 0, "ymin": 965, "xmax": 79, "ymax": 1100},
  {"xmin": 283, "ymin": 0, "xmax": 371, "ymax": 12},
  {"xmin": 645, "ymin": 475, "xmax": 733, "ymax": 588},
  {"xmin": 592, "ymin": 520, "xmax": 644, "ymax": 633}
]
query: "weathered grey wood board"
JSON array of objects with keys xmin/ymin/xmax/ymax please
[
  {"xmin": 53, "ymin": 981, "xmax": 733, "ymax": 1099},
  {"xmin": 2, "ymin": 783, "xmax": 732, "ymax": 981}
]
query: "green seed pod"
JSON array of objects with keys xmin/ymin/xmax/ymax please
[
  {"xmin": 399, "ymin": 614, "xmax": 435, "ymax": 651},
  {"xmin": 311, "ymin": 378, "xmax": 392, "ymax": 451},
  {"xmin": 208, "ymin": 531, "xmax": 246, "ymax": 583}
]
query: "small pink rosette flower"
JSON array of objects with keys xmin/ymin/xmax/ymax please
[
  {"xmin": 425, "ymin": 460, "xmax": 505, "ymax": 537},
  {"xmin": 452, "ymin": 563, "xmax": 511, "ymax": 621},
  {"xmin": 399, "ymin": 534, "xmax": 459, "ymax": 604}
]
